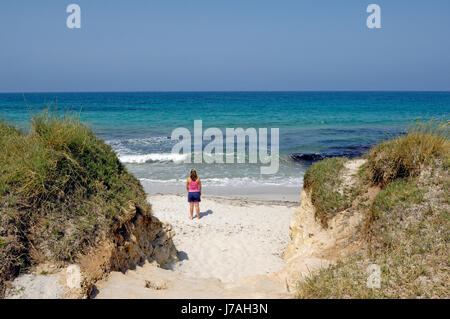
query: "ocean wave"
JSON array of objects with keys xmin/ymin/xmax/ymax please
[
  {"xmin": 107, "ymin": 136, "xmax": 173, "ymax": 147},
  {"xmin": 106, "ymin": 136, "xmax": 175, "ymax": 157},
  {"xmin": 139, "ymin": 176, "xmax": 302, "ymax": 187},
  {"xmin": 119, "ymin": 151, "xmax": 265, "ymax": 164},
  {"xmin": 119, "ymin": 153, "xmax": 188, "ymax": 164}
]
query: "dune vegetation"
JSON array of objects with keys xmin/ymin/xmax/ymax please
[
  {"xmin": 0, "ymin": 110, "xmax": 153, "ymax": 297},
  {"xmin": 296, "ymin": 120, "xmax": 449, "ymax": 298},
  {"xmin": 303, "ymin": 157, "xmax": 362, "ymax": 228}
]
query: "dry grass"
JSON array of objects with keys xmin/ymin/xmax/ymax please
[
  {"xmin": 366, "ymin": 120, "xmax": 449, "ymax": 187},
  {"xmin": 298, "ymin": 168, "xmax": 449, "ymax": 298}
]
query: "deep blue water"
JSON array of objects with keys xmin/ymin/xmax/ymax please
[{"xmin": 1, "ymin": 92, "xmax": 449, "ymax": 195}]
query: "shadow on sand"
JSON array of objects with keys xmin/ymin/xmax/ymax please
[
  {"xmin": 199, "ymin": 209, "xmax": 213, "ymax": 219},
  {"xmin": 177, "ymin": 251, "xmax": 189, "ymax": 261}
]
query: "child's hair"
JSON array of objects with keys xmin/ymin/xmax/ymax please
[{"xmin": 190, "ymin": 169, "xmax": 198, "ymax": 181}]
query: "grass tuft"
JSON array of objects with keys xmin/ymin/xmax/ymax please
[
  {"xmin": 366, "ymin": 120, "xmax": 449, "ymax": 187},
  {"xmin": 303, "ymin": 157, "xmax": 358, "ymax": 227},
  {"xmin": 370, "ymin": 178, "xmax": 424, "ymax": 221}
]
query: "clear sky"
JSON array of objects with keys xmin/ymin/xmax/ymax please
[{"xmin": 0, "ymin": 0, "xmax": 449, "ymax": 92}]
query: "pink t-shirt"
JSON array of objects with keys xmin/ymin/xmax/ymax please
[{"xmin": 188, "ymin": 180, "xmax": 199, "ymax": 192}]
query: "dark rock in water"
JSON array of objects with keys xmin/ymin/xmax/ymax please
[
  {"xmin": 290, "ymin": 144, "xmax": 373, "ymax": 163},
  {"xmin": 289, "ymin": 153, "xmax": 324, "ymax": 161}
]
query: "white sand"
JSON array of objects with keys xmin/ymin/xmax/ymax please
[
  {"xmin": 151, "ymin": 195, "xmax": 296, "ymax": 283},
  {"xmin": 95, "ymin": 194, "xmax": 296, "ymax": 298}
]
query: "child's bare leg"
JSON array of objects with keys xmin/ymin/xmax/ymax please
[
  {"xmin": 195, "ymin": 203, "xmax": 200, "ymax": 219},
  {"xmin": 189, "ymin": 202, "xmax": 194, "ymax": 219}
]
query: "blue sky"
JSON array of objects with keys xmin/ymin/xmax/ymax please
[{"xmin": 0, "ymin": 0, "xmax": 449, "ymax": 92}]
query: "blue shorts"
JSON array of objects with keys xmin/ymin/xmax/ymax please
[{"xmin": 188, "ymin": 191, "xmax": 201, "ymax": 202}]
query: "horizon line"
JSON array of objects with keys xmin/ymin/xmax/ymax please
[{"xmin": 1, "ymin": 89, "xmax": 450, "ymax": 94}]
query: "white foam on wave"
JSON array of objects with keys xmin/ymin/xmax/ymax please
[
  {"xmin": 106, "ymin": 136, "xmax": 176, "ymax": 157},
  {"xmin": 119, "ymin": 153, "xmax": 188, "ymax": 164},
  {"xmin": 139, "ymin": 176, "xmax": 302, "ymax": 187}
]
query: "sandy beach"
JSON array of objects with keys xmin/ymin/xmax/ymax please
[
  {"xmin": 151, "ymin": 194, "xmax": 296, "ymax": 282},
  {"xmin": 95, "ymin": 194, "xmax": 296, "ymax": 298}
]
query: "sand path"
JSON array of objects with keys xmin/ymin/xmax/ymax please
[{"xmin": 95, "ymin": 195, "xmax": 296, "ymax": 298}]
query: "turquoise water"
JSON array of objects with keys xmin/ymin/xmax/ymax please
[{"xmin": 1, "ymin": 92, "xmax": 449, "ymax": 198}]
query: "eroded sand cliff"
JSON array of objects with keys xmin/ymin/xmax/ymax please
[
  {"xmin": 6, "ymin": 204, "xmax": 177, "ymax": 299},
  {"xmin": 279, "ymin": 159, "xmax": 375, "ymax": 290}
]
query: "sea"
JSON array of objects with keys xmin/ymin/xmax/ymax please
[{"xmin": 1, "ymin": 91, "xmax": 449, "ymax": 201}]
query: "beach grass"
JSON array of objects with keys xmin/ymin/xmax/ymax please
[
  {"xmin": 296, "ymin": 121, "xmax": 449, "ymax": 298},
  {"xmin": 303, "ymin": 157, "xmax": 362, "ymax": 228},
  {"xmin": 0, "ymin": 110, "xmax": 151, "ymax": 297},
  {"xmin": 366, "ymin": 119, "xmax": 449, "ymax": 187}
]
